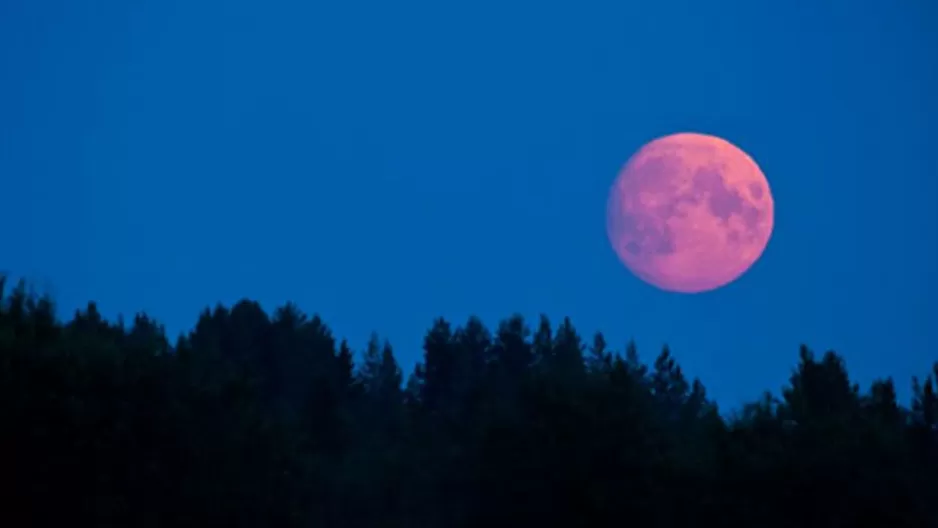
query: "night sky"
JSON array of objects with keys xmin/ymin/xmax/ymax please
[{"xmin": 2, "ymin": 0, "xmax": 936, "ymax": 408}]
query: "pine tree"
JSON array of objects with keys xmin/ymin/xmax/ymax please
[{"xmin": 586, "ymin": 331, "xmax": 611, "ymax": 376}]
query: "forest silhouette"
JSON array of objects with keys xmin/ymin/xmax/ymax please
[{"xmin": 1, "ymin": 275, "xmax": 936, "ymax": 527}]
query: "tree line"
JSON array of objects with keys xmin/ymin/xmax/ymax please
[{"xmin": 1, "ymin": 276, "xmax": 936, "ymax": 527}]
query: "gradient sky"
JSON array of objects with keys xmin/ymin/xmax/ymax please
[{"xmin": 2, "ymin": 0, "xmax": 936, "ymax": 408}]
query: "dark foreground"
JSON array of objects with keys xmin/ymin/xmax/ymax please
[{"xmin": 1, "ymin": 278, "xmax": 936, "ymax": 527}]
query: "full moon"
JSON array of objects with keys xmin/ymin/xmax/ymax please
[{"xmin": 606, "ymin": 132, "xmax": 774, "ymax": 293}]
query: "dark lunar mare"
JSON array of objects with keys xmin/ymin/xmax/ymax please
[
  {"xmin": 612, "ymin": 209, "xmax": 677, "ymax": 260},
  {"xmin": 684, "ymin": 165, "xmax": 763, "ymax": 245}
]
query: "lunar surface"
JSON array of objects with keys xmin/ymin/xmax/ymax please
[{"xmin": 606, "ymin": 132, "xmax": 774, "ymax": 293}]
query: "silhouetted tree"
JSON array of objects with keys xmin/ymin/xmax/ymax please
[{"xmin": 1, "ymin": 281, "xmax": 936, "ymax": 527}]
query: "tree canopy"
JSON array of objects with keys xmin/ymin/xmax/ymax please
[{"xmin": 1, "ymin": 277, "xmax": 936, "ymax": 526}]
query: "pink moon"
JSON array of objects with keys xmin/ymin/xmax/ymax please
[{"xmin": 606, "ymin": 132, "xmax": 774, "ymax": 293}]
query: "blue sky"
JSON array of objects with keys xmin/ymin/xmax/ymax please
[{"xmin": 2, "ymin": 0, "xmax": 936, "ymax": 408}]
